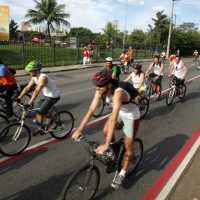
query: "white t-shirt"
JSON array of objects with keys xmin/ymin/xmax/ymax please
[
  {"xmin": 33, "ymin": 73, "xmax": 60, "ymax": 98},
  {"xmin": 153, "ymin": 63, "xmax": 163, "ymax": 75},
  {"xmin": 174, "ymin": 61, "xmax": 184, "ymax": 78},
  {"xmin": 131, "ymin": 73, "xmax": 146, "ymax": 89},
  {"xmin": 105, "ymin": 88, "xmax": 140, "ymax": 120}
]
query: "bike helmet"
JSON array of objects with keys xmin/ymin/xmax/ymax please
[
  {"xmin": 106, "ymin": 57, "xmax": 113, "ymax": 62},
  {"xmin": 132, "ymin": 63, "xmax": 142, "ymax": 70},
  {"xmin": 25, "ymin": 61, "xmax": 42, "ymax": 71},
  {"xmin": 93, "ymin": 69, "xmax": 112, "ymax": 87}
]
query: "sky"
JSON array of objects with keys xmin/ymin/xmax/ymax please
[{"xmin": 1, "ymin": 0, "xmax": 200, "ymax": 33}]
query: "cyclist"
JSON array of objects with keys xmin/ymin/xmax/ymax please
[
  {"xmin": 145, "ymin": 55, "xmax": 164, "ymax": 98},
  {"xmin": 160, "ymin": 50, "xmax": 166, "ymax": 63},
  {"xmin": 127, "ymin": 47, "xmax": 134, "ymax": 65},
  {"xmin": 124, "ymin": 63, "xmax": 146, "ymax": 104},
  {"xmin": 0, "ymin": 59, "xmax": 17, "ymax": 118},
  {"xmin": 17, "ymin": 61, "xmax": 60, "ymax": 133},
  {"xmin": 102, "ymin": 57, "xmax": 121, "ymax": 81},
  {"xmin": 119, "ymin": 49, "xmax": 129, "ymax": 73},
  {"xmin": 193, "ymin": 50, "xmax": 199, "ymax": 62},
  {"xmin": 72, "ymin": 69, "xmax": 140, "ymax": 189},
  {"xmin": 169, "ymin": 55, "xmax": 188, "ymax": 97}
]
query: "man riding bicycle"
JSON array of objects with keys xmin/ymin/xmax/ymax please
[
  {"xmin": 145, "ymin": 55, "xmax": 164, "ymax": 98},
  {"xmin": 169, "ymin": 55, "xmax": 188, "ymax": 97},
  {"xmin": 72, "ymin": 69, "xmax": 140, "ymax": 189},
  {"xmin": 17, "ymin": 61, "xmax": 60, "ymax": 134},
  {"xmin": 119, "ymin": 49, "xmax": 129, "ymax": 73},
  {"xmin": 0, "ymin": 59, "xmax": 17, "ymax": 118},
  {"xmin": 102, "ymin": 57, "xmax": 121, "ymax": 81}
]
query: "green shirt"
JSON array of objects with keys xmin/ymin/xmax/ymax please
[{"xmin": 102, "ymin": 65, "xmax": 120, "ymax": 81}]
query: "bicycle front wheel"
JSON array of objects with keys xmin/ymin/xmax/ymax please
[
  {"xmin": 139, "ymin": 97, "xmax": 149, "ymax": 119},
  {"xmin": 62, "ymin": 165, "xmax": 100, "ymax": 200},
  {"xmin": 93, "ymin": 98, "xmax": 105, "ymax": 118},
  {"xmin": 166, "ymin": 88, "xmax": 175, "ymax": 106},
  {"xmin": 0, "ymin": 123, "xmax": 31, "ymax": 156},
  {"xmin": 0, "ymin": 114, "xmax": 9, "ymax": 140},
  {"xmin": 50, "ymin": 110, "xmax": 74, "ymax": 139}
]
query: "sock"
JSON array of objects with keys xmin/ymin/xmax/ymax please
[{"xmin": 119, "ymin": 169, "xmax": 126, "ymax": 177}]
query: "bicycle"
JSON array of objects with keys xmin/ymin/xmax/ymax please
[
  {"xmin": 62, "ymin": 134, "xmax": 143, "ymax": 200},
  {"xmin": 139, "ymin": 91, "xmax": 149, "ymax": 119},
  {"xmin": 0, "ymin": 103, "xmax": 74, "ymax": 156},
  {"xmin": 120, "ymin": 60, "xmax": 130, "ymax": 74},
  {"xmin": 166, "ymin": 78, "xmax": 186, "ymax": 106},
  {"xmin": 0, "ymin": 83, "xmax": 34, "ymax": 118},
  {"xmin": 146, "ymin": 76, "xmax": 162, "ymax": 100}
]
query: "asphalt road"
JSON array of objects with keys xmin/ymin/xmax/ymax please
[{"xmin": 1, "ymin": 58, "xmax": 200, "ymax": 200}]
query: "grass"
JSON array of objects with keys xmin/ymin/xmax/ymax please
[{"xmin": 0, "ymin": 43, "xmax": 154, "ymax": 69}]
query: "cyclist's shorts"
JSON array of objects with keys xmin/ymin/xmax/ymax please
[
  {"xmin": 172, "ymin": 76, "xmax": 185, "ymax": 87},
  {"xmin": 37, "ymin": 96, "xmax": 60, "ymax": 115},
  {"xmin": 149, "ymin": 73, "xmax": 163, "ymax": 85},
  {"xmin": 117, "ymin": 116, "xmax": 140, "ymax": 139}
]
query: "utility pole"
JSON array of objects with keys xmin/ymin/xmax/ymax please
[
  {"xmin": 166, "ymin": 0, "xmax": 178, "ymax": 58},
  {"xmin": 174, "ymin": 14, "xmax": 177, "ymax": 28},
  {"xmin": 122, "ymin": 0, "xmax": 128, "ymax": 49}
]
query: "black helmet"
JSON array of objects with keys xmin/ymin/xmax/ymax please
[
  {"xmin": 132, "ymin": 63, "xmax": 142, "ymax": 70},
  {"xmin": 93, "ymin": 69, "xmax": 112, "ymax": 87}
]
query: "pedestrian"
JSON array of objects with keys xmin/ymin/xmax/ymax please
[
  {"xmin": 83, "ymin": 47, "xmax": 89, "ymax": 66},
  {"xmin": 89, "ymin": 46, "xmax": 94, "ymax": 64}
]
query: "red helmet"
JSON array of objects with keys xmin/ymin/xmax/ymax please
[{"xmin": 93, "ymin": 69, "xmax": 112, "ymax": 87}]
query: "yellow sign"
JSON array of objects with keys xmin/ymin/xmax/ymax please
[{"xmin": 0, "ymin": 5, "xmax": 9, "ymax": 41}]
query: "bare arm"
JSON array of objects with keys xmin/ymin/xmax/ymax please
[
  {"xmin": 181, "ymin": 63, "xmax": 188, "ymax": 79},
  {"xmin": 138, "ymin": 73, "xmax": 145, "ymax": 88},
  {"xmin": 157, "ymin": 62, "xmax": 164, "ymax": 77},
  {"xmin": 145, "ymin": 63, "xmax": 153, "ymax": 76},
  {"xmin": 18, "ymin": 78, "xmax": 35, "ymax": 99},
  {"xmin": 28, "ymin": 76, "xmax": 47, "ymax": 105},
  {"xmin": 124, "ymin": 73, "xmax": 132, "ymax": 82},
  {"xmin": 169, "ymin": 62, "xmax": 174, "ymax": 76}
]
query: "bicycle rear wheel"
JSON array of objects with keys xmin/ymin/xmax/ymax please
[
  {"xmin": 0, "ymin": 123, "xmax": 31, "ymax": 156},
  {"xmin": 93, "ymin": 98, "xmax": 105, "ymax": 118},
  {"xmin": 62, "ymin": 165, "xmax": 100, "ymax": 200},
  {"xmin": 166, "ymin": 88, "xmax": 175, "ymax": 106},
  {"xmin": 50, "ymin": 110, "xmax": 74, "ymax": 139},
  {"xmin": 139, "ymin": 97, "xmax": 149, "ymax": 119}
]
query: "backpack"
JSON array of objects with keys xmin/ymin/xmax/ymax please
[
  {"xmin": 116, "ymin": 81, "xmax": 139, "ymax": 101},
  {"xmin": 8, "ymin": 68, "xmax": 16, "ymax": 75}
]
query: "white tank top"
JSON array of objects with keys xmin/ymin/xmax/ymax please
[
  {"xmin": 174, "ymin": 61, "xmax": 184, "ymax": 78},
  {"xmin": 153, "ymin": 63, "xmax": 163, "ymax": 75},
  {"xmin": 33, "ymin": 73, "xmax": 60, "ymax": 98},
  {"xmin": 105, "ymin": 88, "xmax": 140, "ymax": 120},
  {"xmin": 131, "ymin": 73, "xmax": 146, "ymax": 89}
]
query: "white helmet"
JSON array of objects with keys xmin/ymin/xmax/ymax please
[{"xmin": 106, "ymin": 57, "xmax": 113, "ymax": 62}]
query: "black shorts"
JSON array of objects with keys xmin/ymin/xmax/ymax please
[
  {"xmin": 149, "ymin": 73, "xmax": 163, "ymax": 85},
  {"xmin": 37, "ymin": 96, "xmax": 60, "ymax": 115},
  {"xmin": 172, "ymin": 76, "xmax": 185, "ymax": 87}
]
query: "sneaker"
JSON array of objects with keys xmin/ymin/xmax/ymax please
[{"xmin": 111, "ymin": 173, "xmax": 125, "ymax": 189}]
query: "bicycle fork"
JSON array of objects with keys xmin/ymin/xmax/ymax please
[{"xmin": 12, "ymin": 121, "xmax": 24, "ymax": 141}]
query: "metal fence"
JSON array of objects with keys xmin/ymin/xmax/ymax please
[{"xmin": 0, "ymin": 40, "xmax": 156, "ymax": 69}]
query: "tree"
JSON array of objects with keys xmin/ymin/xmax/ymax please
[
  {"xmin": 149, "ymin": 10, "xmax": 169, "ymax": 47},
  {"xmin": 9, "ymin": 19, "xmax": 18, "ymax": 40},
  {"xmin": 178, "ymin": 22, "xmax": 198, "ymax": 32},
  {"xmin": 25, "ymin": 0, "xmax": 70, "ymax": 39},
  {"xmin": 102, "ymin": 22, "xmax": 119, "ymax": 46},
  {"xmin": 127, "ymin": 29, "xmax": 146, "ymax": 48}
]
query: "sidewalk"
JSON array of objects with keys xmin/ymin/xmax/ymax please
[
  {"xmin": 15, "ymin": 58, "xmax": 153, "ymax": 77},
  {"xmin": 168, "ymin": 146, "xmax": 200, "ymax": 200}
]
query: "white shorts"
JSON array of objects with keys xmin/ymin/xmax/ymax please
[{"xmin": 117, "ymin": 114, "xmax": 140, "ymax": 139}]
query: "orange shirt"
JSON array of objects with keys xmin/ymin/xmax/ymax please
[
  {"xmin": 121, "ymin": 53, "xmax": 129, "ymax": 62},
  {"xmin": 0, "ymin": 69, "xmax": 16, "ymax": 85},
  {"xmin": 83, "ymin": 50, "xmax": 89, "ymax": 57},
  {"xmin": 127, "ymin": 49, "xmax": 133, "ymax": 58}
]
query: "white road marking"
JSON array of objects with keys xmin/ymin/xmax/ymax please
[
  {"xmin": 60, "ymin": 87, "xmax": 95, "ymax": 96},
  {"xmin": 156, "ymin": 137, "xmax": 200, "ymax": 200}
]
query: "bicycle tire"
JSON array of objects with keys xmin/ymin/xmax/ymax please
[
  {"xmin": 12, "ymin": 94, "xmax": 34, "ymax": 119},
  {"xmin": 50, "ymin": 110, "xmax": 74, "ymax": 139},
  {"xmin": 146, "ymin": 86, "xmax": 152, "ymax": 98},
  {"xmin": 0, "ymin": 123, "xmax": 31, "ymax": 156},
  {"xmin": 0, "ymin": 114, "xmax": 9, "ymax": 140},
  {"xmin": 118, "ymin": 138, "xmax": 143, "ymax": 177},
  {"xmin": 93, "ymin": 98, "xmax": 105, "ymax": 118},
  {"xmin": 166, "ymin": 88, "xmax": 175, "ymax": 106},
  {"xmin": 139, "ymin": 97, "xmax": 149, "ymax": 119},
  {"xmin": 62, "ymin": 165, "xmax": 100, "ymax": 200},
  {"xmin": 178, "ymin": 84, "xmax": 186, "ymax": 100}
]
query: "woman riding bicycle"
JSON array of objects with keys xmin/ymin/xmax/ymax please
[
  {"xmin": 124, "ymin": 63, "xmax": 146, "ymax": 104},
  {"xmin": 145, "ymin": 55, "xmax": 164, "ymax": 98}
]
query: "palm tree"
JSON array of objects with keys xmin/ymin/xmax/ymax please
[
  {"xmin": 25, "ymin": 0, "xmax": 70, "ymax": 39},
  {"xmin": 150, "ymin": 10, "xmax": 168, "ymax": 46},
  {"xmin": 102, "ymin": 22, "xmax": 119, "ymax": 46}
]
